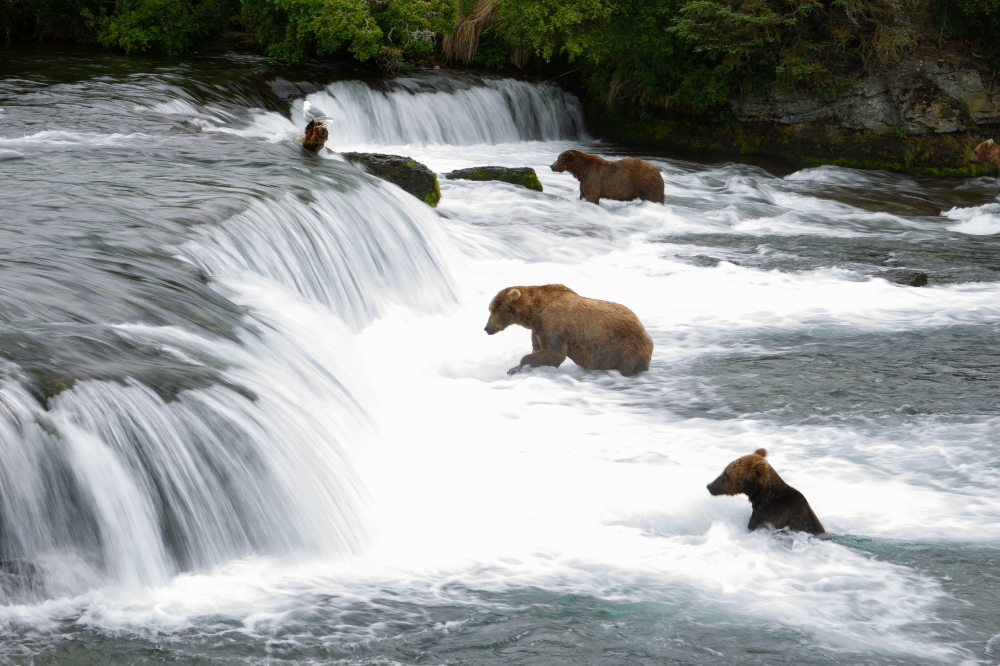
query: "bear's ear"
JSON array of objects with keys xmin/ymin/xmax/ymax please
[
  {"xmin": 754, "ymin": 448, "xmax": 767, "ymax": 458},
  {"xmin": 988, "ymin": 139, "xmax": 995, "ymax": 145},
  {"xmin": 750, "ymin": 457, "xmax": 770, "ymax": 483},
  {"xmin": 505, "ymin": 288, "xmax": 522, "ymax": 303}
]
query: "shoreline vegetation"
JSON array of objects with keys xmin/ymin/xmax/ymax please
[{"xmin": 3, "ymin": 0, "xmax": 998, "ymax": 174}]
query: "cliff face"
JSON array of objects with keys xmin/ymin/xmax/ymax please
[
  {"xmin": 731, "ymin": 58, "xmax": 1000, "ymax": 136},
  {"xmin": 598, "ymin": 53, "xmax": 999, "ymax": 175}
]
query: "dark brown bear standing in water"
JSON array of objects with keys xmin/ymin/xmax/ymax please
[
  {"xmin": 484, "ymin": 284, "xmax": 653, "ymax": 376},
  {"xmin": 707, "ymin": 449, "xmax": 825, "ymax": 535},
  {"xmin": 302, "ymin": 120, "xmax": 328, "ymax": 152},
  {"xmin": 970, "ymin": 139, "xmax": 1000, "ymax": 189},
  {"xmin": 550, "ymin": 150, "xmax": 665, "ymax": 205}
]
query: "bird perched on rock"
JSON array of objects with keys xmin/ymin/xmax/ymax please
[{"xmin": 302, "ymin": 100, "xmax": 330, "ymax": 152}]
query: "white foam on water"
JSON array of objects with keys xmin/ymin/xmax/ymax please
[
  {"xmin": 944, "ymin": 203, "xmax": 1000, "ymax": 235},
  {"xmin": 201, "ymin": 108, "xmax": 298, "ymax": 141},
  {"xmin": 0, "ymin": 130, "xmax": 148, "ymax": 146}
]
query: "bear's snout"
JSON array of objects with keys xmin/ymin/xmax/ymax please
[
  {"xmin": 485, "ymin": 320, "xmax": 500, "ymax": 335},
  {"xmin": 550, "ymin": 160, "xmax": 564, "ymax": 172},
  {"xmin": 706, "ymin": 475, "xmax": 725, "ymax": 496}
]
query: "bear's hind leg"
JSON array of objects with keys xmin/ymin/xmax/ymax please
[{"xmin": 618, "ymin": 352, "xmax": 650, "ymax": 377}]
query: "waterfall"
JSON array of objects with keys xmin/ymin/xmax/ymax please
[
  {"xmin": 0, "ymin": 307, "xmax": 373, "ymax": 602},
  {"xmin": 296, "ymin": 73, "xmax": 588, "ymax": 147},
  {"xmin": 182, "ymin": 171, "xmax": 457, "ymax": 329},
  {"xmin": 0, "ymin": 69, "xmax": 578, "ymax": 603}
]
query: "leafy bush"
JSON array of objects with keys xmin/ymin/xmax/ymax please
[
  {"xmin": 98, "ymin": 0, "xmax": 235, "ymax": 54},
  {"xmin": 2, "ymin": 0, "xmax": 995, "ymax": 104},
  {"xmin": 484, "ymin": 0, "xmax": 991, "ymax": 113},
  {"xmin": 242, "ymin": 0, "xmax": 454, "ymax": 63}
]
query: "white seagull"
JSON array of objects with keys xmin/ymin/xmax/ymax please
[{"xmin": 303, "ymin": 100, "xmax": 330, "ymax": 124}]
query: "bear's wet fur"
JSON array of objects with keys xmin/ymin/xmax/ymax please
[
  {"xmin": 707, "ymin": 449, "xmax": 825, "ymax": 535},
  {"xmin": 484, "ymin": 284, "xmax": 654, "ymax": 377},
  {"xmin": 970, "ymin": 139, "xmax": 1000, "ymax": 180},
  {"xmin": 303, "ymin": 120, "xmax": 329, "ymax": 152},
  {"xmin": 550, "ymin": 150, "xmax": 665, "ymax": 205}
]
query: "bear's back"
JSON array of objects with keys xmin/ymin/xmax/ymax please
[
  {"xmin": 545, "ymin": 293, "xmax": 653, "ymax": 372},
  {"xmin": 750, "ymin": 485, "xmax": 825, "ymax": 535},
  {"xmin": 601, "ymin": 158, "xmax": 665, "ymax": 203}
]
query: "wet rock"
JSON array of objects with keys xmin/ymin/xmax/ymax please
[
  {"xmin": 444, "ymin": 166, "xmax": 543, "ymax": 192},
  {"xmin": 731, "ymin": 78, "xmax": 898, "ymax": 133},
  {"xmin": 730, "ymin": 57, "xmax": 1000, "ymax": 136},
  {"xmin": 681, "ymin": 254, "xmax": 741, "ymax": 267},
  {"xmin": 875, "ymin": 268, "xmax": 928, "ymax": 287},
  {"xmin": 302, "ymin": 120, "xmax": 328, "ymax": 152},
  {"xmin": 343, "ymin": 152, "xmax": 441, "ymax": 206}
]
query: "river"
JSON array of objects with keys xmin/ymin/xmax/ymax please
[{"xmin": 1, "ymin": 45, "xmax": 999, "ymax": 665}]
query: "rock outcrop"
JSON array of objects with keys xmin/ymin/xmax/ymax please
[
  {"xmin": 875, "ymin": 269, "xmax": 929, "ymax": 287},
  {"xmin": 342, "ymin": 152, "xmax": 441, "ymax": 206},
  {"xmin": 302, "ymin": 120, "xmax": 328, "ymax": 152},
  {"xmin": 444, "ymin": 166, "xmax": 543, "ymax": 191},
  {"xmin": 730, "ymin": 57, "xmax": 1000, "ymax": 137}
]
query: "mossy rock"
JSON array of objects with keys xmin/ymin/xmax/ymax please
[
  {"xmin": 343, "ymin": 152, "xmax": 440, "ymax": 207},
  {"xmin": 444, "ymin": 166, "xmax": 543, "ymax": 192}
]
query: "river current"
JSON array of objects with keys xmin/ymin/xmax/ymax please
[{"xmin": 1, "ymin": 45, "xmax": 1000, "ymax": 665}]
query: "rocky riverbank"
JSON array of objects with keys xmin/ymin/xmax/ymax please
[{"xmin": 595, "ymin": 49, "xmax": 1000, "ymax": 175}]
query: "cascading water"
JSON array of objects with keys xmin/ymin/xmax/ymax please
[
  {"xmin": 183, "ymin": 183, "xmax": 456, "ymax": 328},
  {"xmin": 297, "ymin": 75, "xmax": 587, "ymax": 146},
  {"xmin": 2, "ymin": 47, "xmax": 1000, "ymax": 666}
]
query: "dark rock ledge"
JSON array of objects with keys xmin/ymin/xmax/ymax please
[{"xmin": 343, "ymin": 152, "xmax": 441, "ymax": 206}]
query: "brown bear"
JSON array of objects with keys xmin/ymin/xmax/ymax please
[
  {"xmin": 707, "ymin": 449, "xmax": 825, "ymax": 535},
  {"xmin": 302, "ymin": 120, "xmax": 328, "ymax": 152},
  {"xmin": 550, "ymin": 150, "xmax": 665, "ymax": 205},
  {"xmin": 970, "ymin": 139, "xmax": 1000, "ymax": 182},
  {"xmin": 484, "ymin": 284, "xmax": 653, "ymax": 376}
]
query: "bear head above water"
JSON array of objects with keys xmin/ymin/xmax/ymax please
[{"xmin": 707, "ymin": 448, "xmax": 825, "ymax": 535}]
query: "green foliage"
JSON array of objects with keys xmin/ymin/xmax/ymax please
[
  {"xmin": 944, "ymin": 0, "xmax": 1000, "ymax": 67},
  {"xmin": 98, "ymin": 0, "xmax": 235, "ymax": 53},
  {"xmin": 242, "ymin": 0, "xmax": 380, "ymax": 61},
  {"xmin": 470, "ymin": 26, "xmax": 508, "ymax": 67},
  {"xmin": 2, "ymin": 0, "xmax": 111, "ymax": 42},
  {"xmin": 1, "ymin": 0, "xmax": 995, "ymax": 98},
  {"xmin": 242, "ymin": 0, "xmax": 454, "ymax": 63},
  {"xmin": 490, "ymin": 0, "xmax": 611, "ymax": 61}
]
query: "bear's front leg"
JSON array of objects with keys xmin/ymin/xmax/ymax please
[
  {"xmin": 507, "ymin": 338, "xmax": 568, "ymax": 375},
  {"xmin": 580, "ymin": 182, "xmax": 601, "ymax": 205}
]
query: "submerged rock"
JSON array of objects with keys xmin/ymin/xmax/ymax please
[
  {"xmin": 343, "ymin": 152, "xmax": 441, "ymax": 206},
  {"xmin": 876, "ymin": 268, "xmax": 928, "ymax": 287},
  {"xmin": 444, "ymin": 166, "xmax": 543, "ymax": 192},
  {"xmin": 683, "ymin": 254, "xmax": 741, "ymax": 267},
  {"xmin": 302, "ymin": 120, "xmax": 328, "ymax": 152}
]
